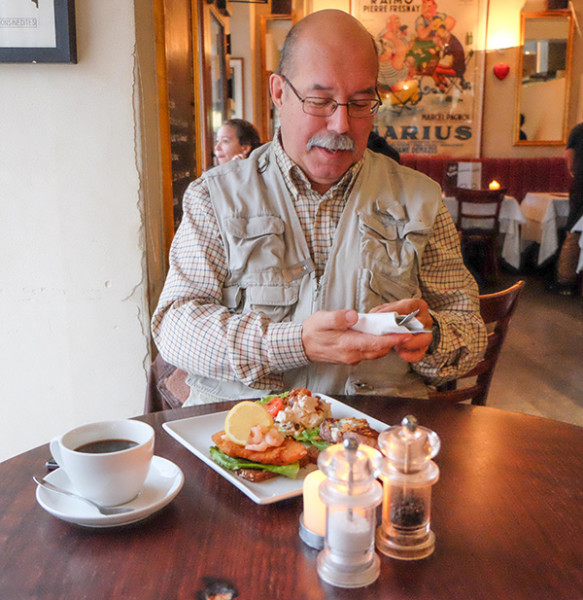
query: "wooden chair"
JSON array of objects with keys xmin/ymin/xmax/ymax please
[
  {"xmin": 429, "ymin": 280, "xmax": 526, "ymax": 405},
  {"xmin": 145, "ymin": 353, "xmax": 189, "ymax": 412},
  {"xmin": 455, "ymin": 187, "xmax": 507, "ymax": 284}
]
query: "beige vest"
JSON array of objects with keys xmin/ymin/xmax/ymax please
[{"xmin": 185, "ymin": 144, "xmax": 441, "ymax": 404}]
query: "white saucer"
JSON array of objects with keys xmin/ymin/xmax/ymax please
[{"xmin": 35, "ymin": 456, "xmax": 184, "ymax": 528}]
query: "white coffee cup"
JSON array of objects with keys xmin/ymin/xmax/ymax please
[{"xmin": 50, "ymin": 420, "xmax": 155, "ymax": 506}]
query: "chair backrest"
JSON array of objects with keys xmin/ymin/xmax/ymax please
[
  {"xmin": 454, "ymin": 187, "xmax": 507, "ymax": 233},
  {"xmin": 144, "ymin": 354, "xmax": 189, "ymax": 413},
  {"xmin": 429, "ymin": 279, "xmax": 525, "ymax": 405}
]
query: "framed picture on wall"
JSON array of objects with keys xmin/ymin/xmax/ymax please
[
  {"xmin": 351, "ymin": 0, "xmax": 486, "ymax": 157},
  {"xmin": 229, "ymin": 57, "xmax": 244, "ymax": 119},
  {"xmin": 0, "ymin": 0, "xmax": 77, "ymax": 63}
]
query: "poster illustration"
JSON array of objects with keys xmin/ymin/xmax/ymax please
[{"xmin": 352, "ymin": 0, "xmax": 486, "ymax": 157}]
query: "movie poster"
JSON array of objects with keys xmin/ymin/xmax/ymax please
[{"xmin": 352, "ymin": 0, "xmax": 486, "ymax": 157}]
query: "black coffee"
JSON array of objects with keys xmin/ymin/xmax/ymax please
[{"xmin": 75, "ymin": 439, "xmax": 138, "ymax": 454}]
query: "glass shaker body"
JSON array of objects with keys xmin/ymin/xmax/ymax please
[
  {"xmin": 316, "ymin": 440, "xmax": 382, "ymax": 588},
  {"xmin": 375, "ymin": 416, "xmax": 440, "ymax": 560},
  {"xmin": 376, "ymin": 462, "xmax": 439, "ymax": 560}
]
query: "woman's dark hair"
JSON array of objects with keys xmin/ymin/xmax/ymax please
[{"xmin": 223, "ymin": 119, "xmax": 261, "ymax": 152}]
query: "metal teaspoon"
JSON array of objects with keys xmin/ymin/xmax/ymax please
[{"xmin": 33, "ymin": 476, "xmax": 136, "ymax": 515}]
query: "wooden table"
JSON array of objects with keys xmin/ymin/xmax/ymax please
[
  {"xmin": 443, "ymin": 195, "xmax": 525, "ymax": 269},
  {"xmin": 1, "ymin": 398, "xmax": 582, "ymax": 600},
  {"xmin": 520, "ymin": 192, "xmax": 571, "ymax": 265}
]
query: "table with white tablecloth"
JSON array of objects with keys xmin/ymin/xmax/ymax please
[
  {"xmin": 443, "ymin": 195, "xmax": 525, "ymax": 269},
  {"xmin": 520, "ymin": 192, "xmax": 570, "ymax": 265}
]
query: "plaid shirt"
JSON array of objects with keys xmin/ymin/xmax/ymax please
[{"xmin": 152, "ymin": 133, "xmax": 486, "ymax": 391}]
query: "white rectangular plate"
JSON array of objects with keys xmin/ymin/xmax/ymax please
[{"xmin": 162, "ymin": 394, "xmax": 388, "ymax": 505}]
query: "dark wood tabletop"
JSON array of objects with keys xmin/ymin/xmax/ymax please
[{"xmin": 1, "ymin": 396, "xmax": 582, "ymax": 600}]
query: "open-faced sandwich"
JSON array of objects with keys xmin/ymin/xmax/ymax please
[{"xmin": 210, "ymin": 389, "xmax": 380, "ymax": 482}]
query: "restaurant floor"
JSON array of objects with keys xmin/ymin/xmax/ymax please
[{"xmin": 476, "ymin": 266, "xmax": 583, "ymax": 427}]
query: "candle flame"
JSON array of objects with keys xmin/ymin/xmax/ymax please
[{"xmin": 489, "ymin": 180, "xmax": 501, "ymax": 190}]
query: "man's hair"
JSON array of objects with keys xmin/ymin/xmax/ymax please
[
  {"xmin": 222, "ymin": 119, "xmax": 262, "ymax": 151},
  {"xmin": 276, "ymin": 16, "xmax": 378, "ymax": 77},
  {"xmin": 276, "ymin": 20, "xmax": 303, "ymax": 77}
]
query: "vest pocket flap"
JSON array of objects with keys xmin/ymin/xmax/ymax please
[
  {"xmin": 401, "ymin": 219, "xmax": 432, "ymax": 237},
  {"xmin": 246, "ymin": 285, "xmax": 299, "ymax": 306},
  {"xmin": 222, "ymin": 285, "xmax": 242, "ymax": 309},
  {"xmin": 359, "ymin": 212, "xmax": 398, "ymax": 240},
  {"xmin": 225, "ymin": 216, "xmax": 284, "ymax": 239},
  {"xmin": 367, "ymin": 269, "xmax": 418, "ymax": 301}
]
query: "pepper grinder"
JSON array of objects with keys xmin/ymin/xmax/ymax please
[
  {"xmin": 375, "ymin": 415, "xmax": 440, "ymax": 560},
  {"xmin": 317, "ymin": 437, "xmax": 382, "ymax": 589}
]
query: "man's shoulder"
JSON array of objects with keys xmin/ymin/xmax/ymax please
[
  {"xmin": 568, "ymin": 123, "xmax": 583, "ymax": 145},
  {"xmin": 362, "ymin": 150, "xmax": 442, "ymax": 205}
]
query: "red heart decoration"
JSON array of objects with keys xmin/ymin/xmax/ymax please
[{"xmin": 493, "ymin": 63, "xmax": 510, "ymax": 81}]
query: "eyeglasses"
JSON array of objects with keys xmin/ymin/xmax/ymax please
[{"xmin": 281, "ymin": 75, "xmax": 382, "ymax": 118}]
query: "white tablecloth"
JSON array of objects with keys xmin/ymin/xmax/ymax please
[
  {"xmin": 520, "ymin": 192, "xmax": 570, "ymax": 265},
  {"xmin": 444, "ymin": 195, "xmax": 525, "ymax": 269}
]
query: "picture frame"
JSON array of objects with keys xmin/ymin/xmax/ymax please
[
  {"xmin": 350, "ymin": 0, "xmax": 486, "ymax": 157},
  {"xmin": 229, "ymin": 57, "xmax": 244, "ymax": 119},
  {"xmin": 0, "ymin": 0, "xmax": 77, "ymax": 64}
]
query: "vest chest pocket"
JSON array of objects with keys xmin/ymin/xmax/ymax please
[
  {"xmin": 357, "ymin": 212, "xmax": 425, "ymax": 310},
  {"xmin": 223, "ymin": 215, "xmax": 286, "ymax": 278},
  {"xmin": 358, "ymin": 268, "xmax": 420, "ymax": 312},
  {"xmin": 358, "ymin": 212, "xmax": 404, "ymax": 270},
  {"xmin": 244, "ymin": 284, "xmax": 300, "ymax": 322}
]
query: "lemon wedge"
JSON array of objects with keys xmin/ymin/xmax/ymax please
[{"xmin": 224, "ymin": 401, "xmax": 274, "ymax": 445}]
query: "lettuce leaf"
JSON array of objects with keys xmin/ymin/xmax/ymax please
[
  {"xmin": 256, "ymin": 391, "xmax": 290, "ymax": 406},
  {"xmin": 209, "ymin": 446, "xmax": 300, "ymax": 479},
  {"xmin": 293, "ymin": 427, "xmax": 331, "ymax": 451}
]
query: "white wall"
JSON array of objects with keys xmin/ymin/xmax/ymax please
[
  {"xmin": 0, "ymin": 0, "xmax": 149, "ymax": 461},
  {"xmin": 230, "ymin": 3, "xmax": 255, "ymax": 124}
]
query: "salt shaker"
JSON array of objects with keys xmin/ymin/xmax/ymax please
[
  {"xmin": 375, "ymin": 415, "xmax": 440, "ymax": 560},
  {"xmin": 317, "ymin": 437, "xmax": 382, "ymax": 588}
]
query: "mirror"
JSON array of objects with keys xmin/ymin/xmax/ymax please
[
  {"xmin": 260, "ymin": 15, "xmax": 294, "ymax": 141},
  {"xmin": 515, "ymin": 10, "xmax": 574, "ymax": 146}
]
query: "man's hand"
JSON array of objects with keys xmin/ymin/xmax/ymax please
[
  {"xmin": 301, "ymin": 309, "xmax": 413, "ymax": 365},
  {"xmin": 369, "ymin": 298, "xmax": 434, "ymax": 362}
]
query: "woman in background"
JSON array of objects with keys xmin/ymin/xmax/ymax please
[{"xmin": 214, "ymin": 119, "xmax": 261, "ymax": 165}]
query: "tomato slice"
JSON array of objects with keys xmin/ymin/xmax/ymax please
[
  {"xmin": 265, "ymin": 396, "xmax": 284, "ymax": 417},
  {"xmin": 293, "ymin": 388, "xmax": 311, "ymax": 396}
]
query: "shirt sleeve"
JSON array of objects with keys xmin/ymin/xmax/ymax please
[
  {"xmin": 150, "ymin": 178, "xmax": 309, "ymax": 390},
  {"xmin": 410, "ymin": 202, "xmax": 488, "ymax": 384}
]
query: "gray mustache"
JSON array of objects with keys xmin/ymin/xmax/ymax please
[{"xmin": 306, "ymin": 132, "xmax": 356, "ymax": 152}]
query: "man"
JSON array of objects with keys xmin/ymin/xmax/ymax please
[
  {"xmin": 553, "ymin": 122, "xmax": 583, "ymax": 294},
  {"xmin": 415, "ymin": 0, "xmax": 455, "ymax": 41},
  {"xmin": 377, "ymin": 15, "xmax": 420, "ymax": 106},
  {"xmin": 151, "ymin": 10, "xmax": 486, "ymax": 404},
  {"xmin": 432, "ymin": 24, "xmax": 466, "ymax": 93}
]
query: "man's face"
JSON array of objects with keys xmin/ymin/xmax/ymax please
[
  {"xmin": 422, "ymin": 0, "xmax": 437, "ymax": 18},
  {"xmin": 271, "ymin": 37, "xmax": 377, "ymax": 194},
  {"xmin": 388, "ymin": 15, "xmax": 401, "ymax": 33}
]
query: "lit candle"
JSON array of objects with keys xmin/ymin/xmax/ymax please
[
  {"xmin": 302, "ymin": 469, "xmax": 327, "ymax": 536},
  {"xmin": 489, "ymin": 180, "xmax": 501, "ymax": 190}
]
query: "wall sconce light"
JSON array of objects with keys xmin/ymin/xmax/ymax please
[{"xmin": 493, "ymin": 63, "xmax": 510, "ymax": 81}]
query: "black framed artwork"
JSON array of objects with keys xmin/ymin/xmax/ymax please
[{"xmin": 0, "ymin": 0, "xmax": 77, "ymax": 63}]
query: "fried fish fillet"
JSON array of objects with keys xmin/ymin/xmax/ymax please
[
  {"xmin": 319, "ymin": 417, "xmax": 379, "ymax": 449},
  {"xmin": 212, "ymin": 431, "xmax": 307, "ymax": 465}
]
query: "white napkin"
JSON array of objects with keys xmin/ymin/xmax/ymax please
[{"xmin": 351, "ymin": 312, "xmax": 426, "ymax": 335}]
